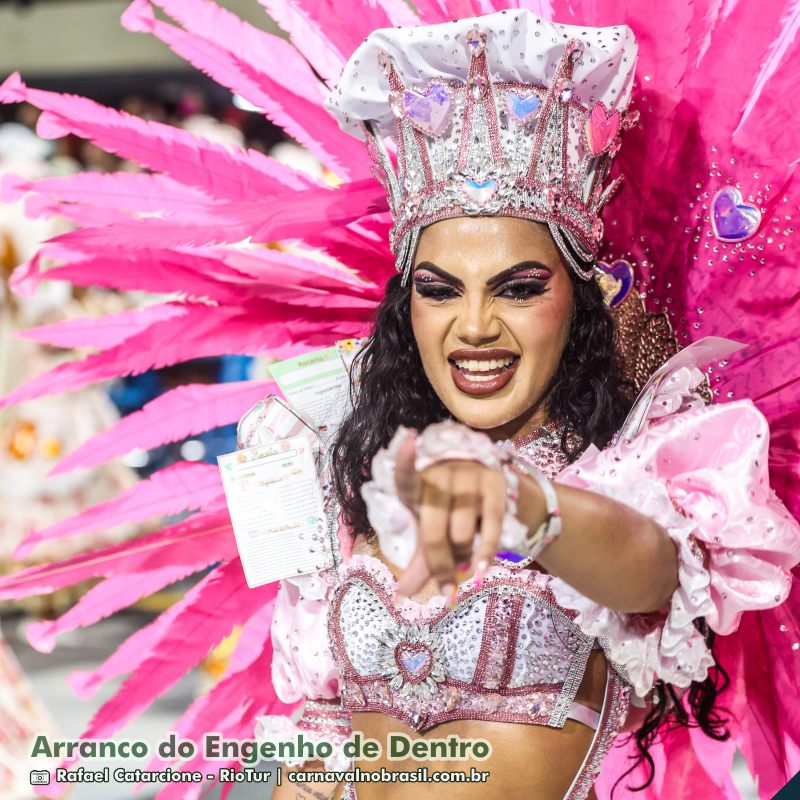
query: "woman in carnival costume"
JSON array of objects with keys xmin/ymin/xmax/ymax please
[{"xmin": 0, "ymin": 2, "xmax": 797, "ymax": 800}]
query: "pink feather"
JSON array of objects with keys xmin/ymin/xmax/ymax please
[
  {"xmin": 223, "ymin": 245, "xmax": 384, "ymax": 297},
  {"xmin": 77, "ymin": 559, "xmax": 276, "ymax": 740},
  {"xmin": 2, "ymin": 170, "xmax": 216, "ymax": 216},
  {"xmin": 66, "ymin": 554, "xmax": 230, "ymax": 698},
  {"xmin": 27, "ymin": 566, "xmax": 204, "ymax": 656},
  {"xmin": 17, "ymin": 302, "xmax": 188, "ymax": 350},
  {"xmin": 51, "ymin": 381, "xmax": 276, "ymax": 475},
  {"xmin": 259, "ymin": 0, "xmax": 417, "ymax": 78},
  {"xmin": 28, "ymin": 251, "xmax": 259, "ymax": 304},
  {"xmin": 0, "ymin": 73, "xmax": 311, "ymax": 200},
  {"xmin": 143, "ymin": 604, "xmax": 292, "ymax": 776},
  {"xmin": 18, "ymin": 240, "xmax": 381, "ymax": 302},
  {"xmin": 124, "ymin": 0, "xmax": 369, "ymax": 179},
  {"xmin": 15, "ymin": 462, "xmax": 224, "ymax": 559},
  {"xmin": 0, "ymin": 509, "xmax": 236, "ymax": 601},
  {"xmin": 260, "ymin": 0, "xmax": 418, "ymax": 84},
  {"xmin": 51, "ymin": 178, "xmax": 389, "ymax": 249},
  {"xmin": 0, "ymin": 304, "xmax": 359, "ymax": 408},
  {"xmin": 258, "ymin": 0, "xmax": 348, "ymax": 83}
]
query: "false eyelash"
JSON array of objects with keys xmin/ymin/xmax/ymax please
[
  {"xmin": 413, "ymin": 279, "xmax": 550, "ymax": 303},
  {"xmin": 498, "ymin": 280, "xmax": 549, "ymax": 301},
  {"xmin": 413, "ymin": 282, "xmax": 459, "ymax": 300}
]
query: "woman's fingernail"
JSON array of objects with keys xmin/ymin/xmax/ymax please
[{"xmin": 457, "ymin": 561, "xmax": 470, "ymax": 572}]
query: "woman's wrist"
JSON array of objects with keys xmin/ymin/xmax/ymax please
[{"xmin": 512, "ymin": 463, "xmax": 562, "ymax": 559}]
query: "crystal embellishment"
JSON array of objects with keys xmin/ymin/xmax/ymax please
[
  {"xmin": 396, "ymin": 643, "xmax": 433, "ymax": 680},
  {"xmin": 585, "ymin": 102, "xmax": 621, "ymax": 155},
  {"xmin": 505, "ymin": 90, "xmax": 542, "ymax": 125},
  {"xmin": 468, "ymin": 74, "xmax": 488, "ymax": 101},
  {"xmin": 462, "ymin": 178, "xmax": 498, "ymax": 206},
  {"xmin": 377, "ymin": 622, "xmax": 446, "ymax": 701},
  {"xmin": 711, "ymin": 186, "xmax": 762, "ymax": 242},
  {"xmin": 401, "ymin": 82, "xmax": 454, "ymax": 137},
  {"xmin": 465, "ymin": 27, "xmax": 487, "ymax": 56}
]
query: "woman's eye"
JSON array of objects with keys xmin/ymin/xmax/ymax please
[
  {"xmin": 497, "ymin": 281, "xmax": 549, "ymax": 301},
  {"xmin": 414, "ymin": 282, "xmax": 459, "ymax": 301}
]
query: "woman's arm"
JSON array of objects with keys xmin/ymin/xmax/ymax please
[
  {"xmin": 392, "ymin": 431, "xmax": 678, "ymax": 614},
  {"xmin": 518, "ymin": 476, "xmax": 679, "ymax": 613}
]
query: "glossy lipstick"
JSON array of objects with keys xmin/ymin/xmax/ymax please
[{"xmin": 448, "ymin": 349, "xmax": 519, "ymax": 397}]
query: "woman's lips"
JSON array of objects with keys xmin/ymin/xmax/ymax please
[{"xmin": 449, "ymin": 356, "xmax": 519, "ymax": 396}]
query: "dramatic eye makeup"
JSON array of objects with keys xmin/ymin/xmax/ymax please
[{"xmin": 412, "ymin": 261, "xmax": 552, "ymax": 302}]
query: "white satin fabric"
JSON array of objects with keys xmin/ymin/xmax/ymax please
[
  {"xmin": 326, "ymin": 9, "xmax": 637, "ymax": 139},
  {"xmin": 553, "ymin": 399, "xmax": 799, "ymax": 698}
]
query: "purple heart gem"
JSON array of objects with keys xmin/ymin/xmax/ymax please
[
  {"xmin": 596, "ymin": 259, "xmax": 634, "ymax": 308},
  {"xmin": 396, "ymin": 644, "xmax": 432, "ymax": 681},
  {"xmin": 402, "ymin": 83, "xmax": 453, "ymax": 137},
  {"xmin": 505, "ymin": 90, "xmax": 541, "ymax": 124},
  {"xmin": 711, "ymin": 186, "xmax": 762, "ymax": 242}
]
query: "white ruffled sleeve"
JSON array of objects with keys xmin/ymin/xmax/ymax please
[
  {"xmin": 254, "ymin": 569, "xmax": 351, "ymax": 770},
  {"xmin": 550, "ymin": 399, "xmax": 800, "ymax": 699}
]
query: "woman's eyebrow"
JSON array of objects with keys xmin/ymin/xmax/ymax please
[
  {"xmin": 413, "ymin": 260, "xmax": 550, "ymax": 287},
  {"xmin": 486, "ymin": 261, "xmax": 551, "ymax": 287},
  {"xmin": 413, "ymin": 261, "xmax": 463, "ymax": 286}
]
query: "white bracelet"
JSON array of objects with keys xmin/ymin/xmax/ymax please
[{"xmin": 506, "ymin": 458, "xmax": 562, "ymax": 559}]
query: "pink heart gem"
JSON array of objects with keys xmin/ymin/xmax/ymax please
[
  {"xmin": 402, "ymin": 83, "xmax": 453, "ymax": 137},
  {"xmin": 395, "ymin": 643, "xmax": 432, "ymax": 681},
  {"xmin": 586, "ymin": 102, "xmax": 621, "ymax": 155}
]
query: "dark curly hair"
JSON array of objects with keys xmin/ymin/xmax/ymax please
[{"xmin": 329, "ymin": 259, "xmax": 730, "ymax": 792}]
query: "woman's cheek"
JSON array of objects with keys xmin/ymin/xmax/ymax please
[{"xmin": 411, "ymin": 301, "xmax": 445, "ymax": 386}]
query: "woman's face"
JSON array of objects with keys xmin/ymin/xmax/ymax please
[{"xmin": 410, "ymin": 216, "xmax": 574, "ymax": 441}]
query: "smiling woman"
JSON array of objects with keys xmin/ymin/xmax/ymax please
[
  {"xmin": 258, "ymin": 10, "xmax": 800, "ymax": 800},
  {"xmin": 411, "ymin": 217, "xmax": 573, "ymax": 435},
  {"xmin": 0, "ymin": 1, "xmax": 798, "ymax": 800}
]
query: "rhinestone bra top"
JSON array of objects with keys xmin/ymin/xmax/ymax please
[
  {"xmin": 328, "ymin": 553, "xmax": 603, "ymax": 732},
  {"xmin": 327, "ymin": 423, "xmax": 614, "ymax": 733}
]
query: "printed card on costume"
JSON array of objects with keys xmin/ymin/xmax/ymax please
[
  {"xmin": 217, "ymin": 435, "xmax": 333, "ymax": 587},
  {"xmin": 268, "ymin": 346, "xmax": 351, "ymax": 439}
]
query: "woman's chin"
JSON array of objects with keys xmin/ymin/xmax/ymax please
[{"xmin": 446, "ymin": 402, "xmax": 530, "ymax": 438}]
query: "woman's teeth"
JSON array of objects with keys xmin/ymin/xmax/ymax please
[{"xmin": 452, "ymin": 356, "xmax": 516, "ymax": 374}]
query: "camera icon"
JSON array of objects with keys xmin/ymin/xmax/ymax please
[{"xmin": 30, "ymin": 770, "xmax": 50, "ymax": 785}]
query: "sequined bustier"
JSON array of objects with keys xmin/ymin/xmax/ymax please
[{"xmin": 328, "ymin": 553, "xmax": 629, "ymax": 737}]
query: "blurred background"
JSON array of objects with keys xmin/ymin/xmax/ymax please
[
  {"xmin": 0, "ymin": 2, "xmax": 764, "ymax": 799},
  {"xmin": 0, "ymin": 2, "xmax": 310, "ymax": 798}
]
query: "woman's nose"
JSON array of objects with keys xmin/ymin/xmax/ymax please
[{"xmin": 454, "ymin": 295, "xmax": 501, "ymax": 345}]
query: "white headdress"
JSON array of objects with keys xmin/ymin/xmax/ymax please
[{"xmin": 327, "ymin": 10, "xmax": 639, "ymax": 282}]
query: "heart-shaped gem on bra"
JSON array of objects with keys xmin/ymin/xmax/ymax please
[
  {"xmin": 595, "ymin": 259, "xmax": 634, "ymax": 308},
  {"xmin": 586, "ymin": 102, "xmax": 621, "ymax": 155},
  {"xmin": 462, "ymin": 178, "xmax": 498, "ymax": 206},
  {"xmin": 505, "ymin": 90, "xmax": 541, "ymax": 124},
  {"xmin": 711, "ymin": 186, "xmax": 762, "ymax": 242},
  {"xmin": 402, "ymin": 83, "xmax": 454, "ymax": 137},
  {"xmin": 395, "ymin": 643, "xmax": 433, "ymax": 681}
]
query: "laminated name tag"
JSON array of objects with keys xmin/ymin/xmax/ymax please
[{"xmin": 217, "ymin": 435, "xmax": 333, "ymax": 587}]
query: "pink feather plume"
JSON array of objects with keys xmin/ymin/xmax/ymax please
[
  {"xmin": 15, "ymin": 462, "xmax": 224, "ymax": 559},
  {"xmin": 51, "ymin": 381, "xmax": 276, "ymax": 475}
]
